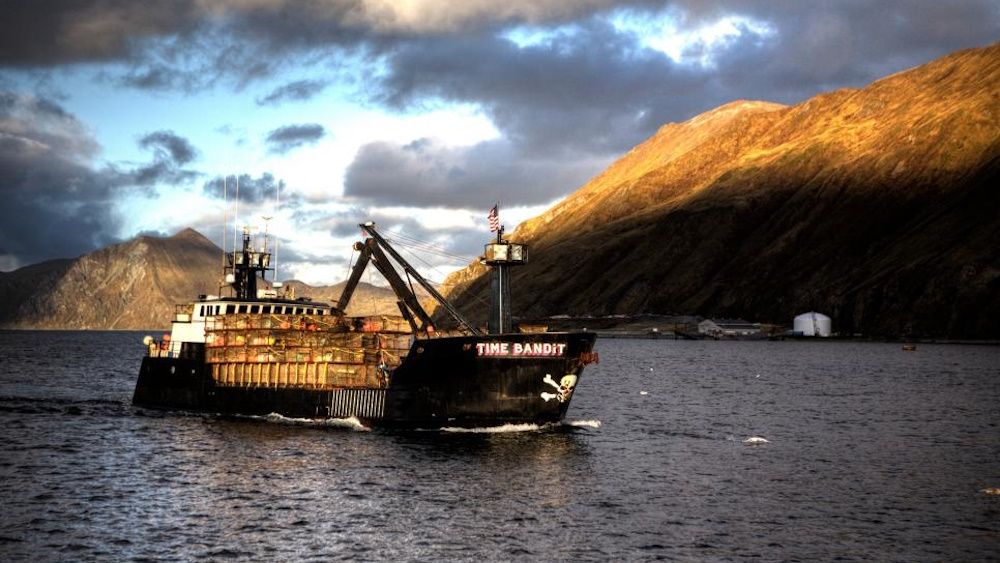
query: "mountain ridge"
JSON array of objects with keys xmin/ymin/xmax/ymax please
[
  {"xmin": 441, "ymin": 42, "xmax": 1000, "ymax": 338},
  {"xmin": 0, "ymin": 229, "xmax": 399, "ymax": 329}
]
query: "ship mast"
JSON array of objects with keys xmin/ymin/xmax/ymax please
[
  {"xmin": 482, "ymin": 228, "xmax": 527, "ymax": 334},
  {"xmin": 226, "ymin": 226, "xmax": 272, "ymax": 300}
]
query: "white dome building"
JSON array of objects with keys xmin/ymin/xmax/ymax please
[{"xmin": 793, "ymin": 312, "xmax": 832, "ymax": 337}]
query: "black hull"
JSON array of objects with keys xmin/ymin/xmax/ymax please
[{"xmin": 133, "ymin": 332, "xmax": 597, "ymax": 428}]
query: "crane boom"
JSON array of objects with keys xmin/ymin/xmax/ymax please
[{"xmin": 337, "ymin": 222, "xmax": 481, "ymax": 335}]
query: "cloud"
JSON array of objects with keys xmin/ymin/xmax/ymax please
[
  {"xmin": 265, "ymin": 124, "xmax": 326, "ymax": 154},
  {"xmin": 0, "ymin": 92, "xmax": 122, "ymax": 267},
  {"xmin": 370, "ymin": 23, "xmax": 701, "ymax": 156},
  {"xmin": 671, "ymin": 1, "xmax": 1000, "ymax": 98},
  {"xmin": 0, "ymin": 1, "xmax": 622, "ymax": 69},
  {"xmin": 290, "ymin": 206, "xmax": 367, "ymax": 238},
  {"xmin": 6, "ymin": 2, "xmax": 996, "ymax": 141},
  {"xmin": 3, "ymin": 1, "xmax": 996, "ymax": 104},
  {"xmin": 344, "ymin": 137, "xmax": 605, "ymax": 208},
  {"xmin": 0, "ymin": 1, "xmax": 201, "ymax": 67},
  {"xmin": 0, "ymin": 97, "xmax": 214, "ymax": 268},
  {"xmin": 126, "ymin": 130, "xmax": 201, "ymax": 186},
  {"xmin": 256, "ymin": 79, "xmax": 328, "ymax": 105},
  {"xmin": 346, "ymin": 0, "xmax": 624, "ymax": 33},
  {"xmin": 202, "ymin": 173, "xmax": 289, "ymax": 204},
  {"xmin": 139, "ymin": 130, "xmax": 198, "ymax": 165}
]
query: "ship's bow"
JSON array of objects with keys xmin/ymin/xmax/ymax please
[{"xmin": 382, "ymin": 331, "xmax": 598, "ymax": 428}]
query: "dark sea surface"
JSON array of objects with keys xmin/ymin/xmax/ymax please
[{"xmin": 1, "ymin": 331, "xmax": 998, "ymax": 562}]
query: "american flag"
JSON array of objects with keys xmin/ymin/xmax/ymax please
[{"xmin": 488, "ymin": 204, "xmax": 500, "ymax": 233}]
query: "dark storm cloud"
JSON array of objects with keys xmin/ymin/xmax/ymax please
[
  {"xmin": 0, "ymin": 1, "xmax": 372, "ymax": 91},
  {"xmin": 202, "ymin": 173, "xmax": 303, "ymax": 208},
  {"xmin": 370, "ymin": 2, "xmax": 1000, "ymax": 152},
  {"xmin": 139, "ymin": 131, "xmax": 198, "ymax": 165},
  {"xmin": 4, "ymin": 2, "xmax": 996, "ymax": 127},
  {"xmin": 371, "ymin": 22, "xmax": 703, "ymax": 155},
  {"xmin": 127, "ymin": 130, "xmax": 201, "ymax": 187},
  {"xmin": 257, "ymin": 79, "xmax": 329, "ymax": 106},
  {"xmin": 0, "ymin": 1, "xmax": 625, "ymax": 68},
  {"xmin": 0, "ymin": 1, "xmax": 201, "ymax": 66},
  {"xmin": 3, "ymin": 1, "xmax": 996, "ymax": 104},
  {"xmin": 344, "ymin": 138, "xmax": 604, "ymax": 207},
  {"xmin": 0, "ymin": 92, "xmax": 122, "ymax": 267},
  {"xmin": 265, "ymin": 124, "xmax": 326, "ymax": 154},
  {"xmin": 668, "ymin": 1, "xmax": 1000, "ymax": 103},
  {"xmin": 0, "ymin": 96, "xmax": 216, "ymax": 268}
]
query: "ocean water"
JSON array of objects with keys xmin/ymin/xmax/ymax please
[{"xmin": 1, "ymin": 331, "xmax": 998, "ymax": 562}]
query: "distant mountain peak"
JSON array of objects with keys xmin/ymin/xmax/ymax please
[
  {"xmin": 172, "ymin": 227, "xmax": 201, "ymax": 238},
  {"xmin": 168, "ymin": 227, "xmax": 214, "ymax": 245}
]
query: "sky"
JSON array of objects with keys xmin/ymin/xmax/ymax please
[{"xmin": 1, "ymin": 1, "xmax": 998, "ymax": 285}]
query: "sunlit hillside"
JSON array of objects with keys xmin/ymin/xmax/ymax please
[{"xmin": 443, "ymin": 43, "xmax": 1000, "ymax": 338}]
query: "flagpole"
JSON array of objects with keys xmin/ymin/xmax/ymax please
[{"xmin": 496, "ymin": 201, "xmax": 502, "ymax": 243}]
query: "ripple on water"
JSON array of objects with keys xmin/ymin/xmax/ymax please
[{"xmin": 1, "ymin": 333, "xmax": 999, "ymax": 561}]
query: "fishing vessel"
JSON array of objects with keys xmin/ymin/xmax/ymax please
[{"xmin": 132, "ymin": 222, "xmax": 598, "ymax": 428}]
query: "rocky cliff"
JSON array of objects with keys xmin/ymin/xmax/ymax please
[{"xmin": 442, "ymin": 43, "xmax": 1000, "ymax": 338}]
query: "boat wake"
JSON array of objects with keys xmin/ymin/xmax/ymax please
[
  {"xmin": 437, "ymin": 419, "xmax": 602, "ymax": 433},
  {"xmin": 259, "ymin": 412, "xmax": 371, "ymax": 431},
  {"xmin": 439, "ymin": 422, "xmax": 544, "ymax": 433},
  {"xmin": 566, "ymin": 419, "xmax": 602, "ymax": 429}
]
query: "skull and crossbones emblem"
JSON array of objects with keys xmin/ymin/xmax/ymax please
[{"xmin": 541, "ymin": 373, "xmax": 578, "ymax": 403}]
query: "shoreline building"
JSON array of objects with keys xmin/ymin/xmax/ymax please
[
  {"xmin": 793, "ymin": 311, "xmax": 832, "ymax": 337},
  {"xmin": 698, "ymin": 319, "xmax": 761, "ymax": 337}
]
